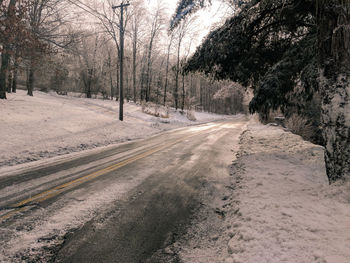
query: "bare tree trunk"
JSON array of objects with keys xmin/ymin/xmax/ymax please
[
  {"xmin": 86, "ymin": 68, "xmax": 93, "ymax": 98},
  {"xmin": 140, "ymin": 70, "xmax": 145, "ymax": 101},
  {"xmin": 156, "ymin": 59, "xmax": 164, "ymax": 104},
  {"xmin": 110, "ymin": 72, "xmax": 114, "ymax": 100},
  {"xmin": 175, "ymin": 38, "xmax": 181, "ymax": 110},
  {"xmin": 132, "ymin": 21, "xmax": 138, "ymax": 103},
  {"xmin": 200, "ymin": 78, "xmax": 203, "ymax": 108},
  {"xmin": 132, "ymin": 44, "xmax": 137, "ymax": 103},
  {"xmin": 146, "ymin": 43, "xmax": 153, "ymax": 102},
  {"xmin": 317, "ymin": 0, "xmax": 350, "ymax": 182},
  {"xmin": 164, "ymin": 35, "xmax": 173, "ymax": 106},
  {"xmin": 147, "ymin": 70, "xmax": 153, "ymax": 102},
  {"xmin": 140, "ymin": 56, "xmax": 146, "ymax": 101},
  {"xmin": 107, "ymin": 51, "xmax": 114, "ymax": 100},
  {"xmin": 0, "ymin": 0, "xmax": 17, "ymax": 99},
  {"xmin": 12, "ymin": 54, "xmax": 18, "ymax": 93},
  {"xmin": 181, "ymin": 69, "xmax": 185, "ymax": 111},
  {"xmin": 189, "ymin": 73, "xmax": 193, "ymax": 97},
  {"xmin": 126, "ymin": 65, "xmax": 130, "ymax": 102},
  {"xmin": 0, "ymin": 51, "xmax": 9, "ymax": 99},
  {"xmin": 27, "ymin": 60, "xmax": 34, "ymax": 97},
  {"xmin": 116, "ymin": 62, "xmax": 119, "ymax": 101},
  {"xmin": 7, "ymin": 70, "xmax": 12, "ymax": 93},
  {"xmin": 145, "ymin": 7, "xmax": 162, "ymax": 103}
]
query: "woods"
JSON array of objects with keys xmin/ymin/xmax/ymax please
[
  {"xmin": 173, "ymin": 0, "xmax": 350, "ymax": 183},
  {"xmin": 0, "ymin": 0, "xmax": 241, "ymax": 118}
]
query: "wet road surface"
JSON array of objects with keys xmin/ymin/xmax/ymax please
[{"xmin": 0, "ymin": 117, "xmax": 248, "ymax": 262}]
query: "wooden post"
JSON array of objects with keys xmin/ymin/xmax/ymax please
[{"xmin": 112, "ymin": 1, "xmax": 130, "ymax": 121}]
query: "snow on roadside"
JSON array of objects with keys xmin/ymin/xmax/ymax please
[
  {"xmin": 223, "ymin": 121, "xmax": 350, "ymax": 263},
  {"xmin": 0, "ymin": 90, "xmax": 227, "ymax": 170},
  {"xmin": 176, "ymin": 118, "xmax": 350, "ymax": 263}
]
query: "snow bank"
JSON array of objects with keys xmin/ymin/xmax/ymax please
[
  {"xmin": 223, "ymin": 121, "xmax": 350, "ymax": 263},
  {"xmin": 0, "ymin": 90, "xmax": 227, "ymax": 170},
  {"xmin": 176, "ymin": 119, "xmax": 350, "ymax": 263}
]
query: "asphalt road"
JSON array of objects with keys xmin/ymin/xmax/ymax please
[{"xmin": 0, "ymin": 117, "xmax": 248, "ymax": 262}]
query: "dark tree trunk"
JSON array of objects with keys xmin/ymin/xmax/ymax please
[
  {"xmin": 27, "ymin": 64, "xmax": 34, "ymax": 97},
  {"xmin": 174, "ymin": 39, "xmax": 181, "ymax": 110},
  {"xmin": 110, "ymin": 75, "xmax": 114, "ymax": 100},
  {"xmin": 116, "ymin": 63, "xmax": 119, "ymax": 101},
  {"xmin": 163, "ymin": 39, "xmax": 172, "ymax": 106},
  {"xmin": 7, "ymin": 70, "xmax": 12, "ymax": 93},
  {"xmin": 190, "ymin": 74, "xmax": 194, "ymax": 98},
  {"xmin": 181, "ymin": 70, "xmax": 185, "ymax": 111},
  {"xmin": 126, "ymin": 67, "xmax": 130, "ymax": 102},
  {"xmin": 12, "ymin": 55, "xmax": 18, "ymax": 93},
  {"xmin": 86, "ymin": 68, "xmax": 93, "ymax": 99},
  {"xmin": 317, "ymin": 0, "xmax": 350, "ymax": 182},
  {"xmin": 0, "ymin": 0, "xmax": 17, "ymax": 99},
  {"xmin": 156, "ymin": 60, "xmax": 164, "ymax": 104},
  {"xmin": 146, "ymin": 70, "xmax": 152, "ymax": 102},
  {"xmin": 0, "ymin": 49, "xmax": 10, "ymax": 99},
  {"xmin": 140, "ymin": 59, "xmax": 146, "ymax": 101},
  {"xmin": 132, "ymin": 26, "xmax": 137, "ymax": 103},
  {"xmin": 140, "ymin": 71, "xmax": 145, "ymax": 101},
  {"xmin": 199, "ymin": 78, "xmax": 203, "ymax": 108},
  {"xmin": 107, "ymin": 52, "xmax": 113, "ymax": 100},
  {"xmin": 145, "ymin": 43, "xmax": 153, "ymax": 102}
]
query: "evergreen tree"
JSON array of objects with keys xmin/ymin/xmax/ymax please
[{"xmin": 173, "ymin": 0, "xmax": 349, "ymax": 182}]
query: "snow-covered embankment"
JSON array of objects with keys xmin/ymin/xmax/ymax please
[
  {"xmin": 0, "ymin": 90, "xmax": 227, "ymax": 172},
  {"xmin": 176, "ymin": 119, "xmax": 350, "ymax": 263},
  {"xmin": 225, "ymin": 120, "xmax": 350, "ymax": 263}
]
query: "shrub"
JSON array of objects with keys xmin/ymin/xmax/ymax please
[
  {"xmin": 285, "ymin": 114, "xmax": 315, "ymax": 142},
  {"xmin": 142, "ymin": 102, "xmax": 169, "ymax": 118},
  {"xmin": 187, "ymin": 109, "xmax": 196, "ymax": 121}
]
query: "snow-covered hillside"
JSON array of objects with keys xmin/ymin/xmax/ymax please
[{"xmin": 0, "ymin": 90, "xmax": 228, "ymax": 171}]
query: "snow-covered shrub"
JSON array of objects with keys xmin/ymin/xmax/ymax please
[
  {"xmin": 259, "ymin": 109, "xmax": 283, "ymax": 124},
  {"xmin": 142, "ymin": 103, "xmax": 158, "ymax": 117},
  {"xmin": 141, "ymin": 101, "xmax": 146, "ymax": 112},
  {"xmin": 160, "ymin": 106, "xmax": 169, "ymax": 118},
  {"xmin": 187, "ymin": 109, "xmax": 196, "ymax": 121},
  {"xmin": 142, "ymin": 102, "xmax": 169, "ymax": 118},
  {"xmin": 285, "ymin": 114, "xmax": 315, "ymax": 142}
]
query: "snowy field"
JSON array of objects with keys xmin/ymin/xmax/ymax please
[
  {"xmin": 0, "ymin": 90, "xmax": 227, "ymax": 173},
  {"xmin": 176, "ymin": 119, "xmax": 350, "ymax": 263}
]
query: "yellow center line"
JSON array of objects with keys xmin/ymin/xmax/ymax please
[{"xmin": 0, "ymin": 133, "xmax": 198, "ymax": 222}]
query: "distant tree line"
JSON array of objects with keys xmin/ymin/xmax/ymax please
[{"xmin": 0, "ymin": 0, "xmax": 245, "ymax": 116}]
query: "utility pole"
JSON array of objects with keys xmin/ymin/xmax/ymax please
[{"xmin": 113, "ymin": 1, "xmax": 130, "ymax": 121}]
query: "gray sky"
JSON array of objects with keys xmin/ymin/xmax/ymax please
[{"xmin": 144, "ymin": 0, "xmax": 232, "ymax": 53}]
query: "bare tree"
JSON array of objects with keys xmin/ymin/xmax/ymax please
[
  {"xmin": 0, "ymin": 0, "xmax": 17, "ymax": 99},
  {"xmin": 163, "ymin": 32, "xmax": 174, "ymax": 105},
  {"xmin": 128, "ymin": 0, "xmax": 146, "ymax": 103},
  {"xmin": 25, "ymin": 0, "xmax": 73, "ymax": 96},
  {"xmin": 106, "ymin": 44, "xmax": 116, "ymax": 99},
  {"xmin": 173, "ymin": 16, "xmax": 196, "ymax": 110},
  {"xmin": 181, "ymin": 38, "xmax": 193, "ymax": 111},
  {"xmin": 144, "ymin": 1, "xmax": 165, "ymax": 102},
  {"xmin": 69, "ymin": 0, "xmax": 131, "ymax": 102}
]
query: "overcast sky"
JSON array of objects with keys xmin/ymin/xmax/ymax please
[{"xmin": 144, "ymin": 0, "xmax": 232, "ymax": 53}]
